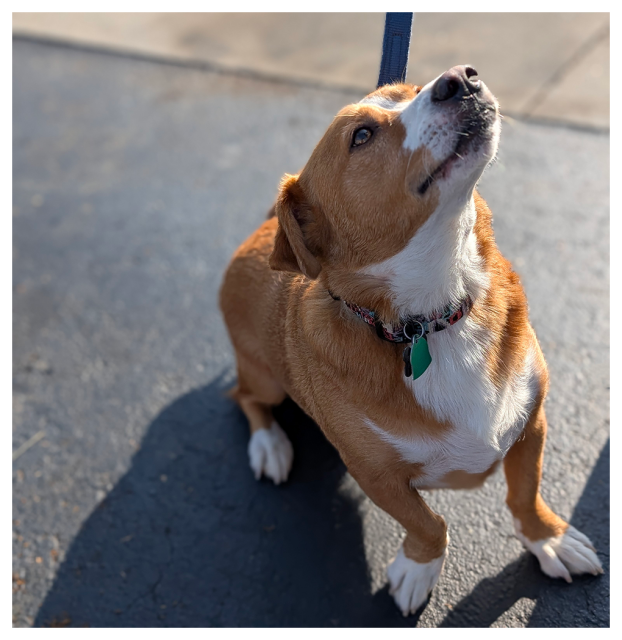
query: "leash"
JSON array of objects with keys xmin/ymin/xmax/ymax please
[{"xmin": 377, "ymin": 12, "xmax": 414, "ymax": 88}]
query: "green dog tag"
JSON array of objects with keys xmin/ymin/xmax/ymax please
[{"xmin": 410, "ymin": 336, "xmax": 432, "ymax": 379}]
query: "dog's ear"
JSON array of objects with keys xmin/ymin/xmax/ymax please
[{"xmin": 269, "ymin": 174, "xmax": 322, "ymax": 279}]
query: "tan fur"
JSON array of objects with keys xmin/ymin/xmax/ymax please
[
  {"xmin": 220, "ymin": 81, "xmax": 576, "ymax": 568},
  {"xmin": 472, "ymin": 192, "xmax": 535, "ymax": 390},
  {"xmin": 504, "ymin": 375, "xmax": 568, "ymax": 541}
]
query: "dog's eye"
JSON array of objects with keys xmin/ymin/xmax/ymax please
[{"xmin": 352, "ymin": 128, "xmax": 373, "ymax": 147}]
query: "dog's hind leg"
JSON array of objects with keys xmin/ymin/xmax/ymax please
[{"xmin": 231, "ymin": 350, "xmax": 292, "ymax": 485}]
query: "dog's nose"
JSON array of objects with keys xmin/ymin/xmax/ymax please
[{"xmin": 431, "ymin": 65, "xmax": 481, "ymax": 102}]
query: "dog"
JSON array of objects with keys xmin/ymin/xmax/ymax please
[{"xmin": 219, "ymin": 65, "xmax": 603, "ymax": 616}]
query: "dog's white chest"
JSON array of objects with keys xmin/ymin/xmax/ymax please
[{"xmin": 365, "ymin": 318, "xmax": 539, "ymax": 487}]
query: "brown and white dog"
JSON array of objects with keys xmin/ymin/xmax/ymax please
[{"xmin": 219, "ymin": 65, "xmax": 603, "ymax": 616}]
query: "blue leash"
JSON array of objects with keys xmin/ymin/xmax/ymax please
[{"xmin": 377, "ymin": 13, "xmax": 413, "ymax": 88}]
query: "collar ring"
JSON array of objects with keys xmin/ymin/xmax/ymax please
[{"xmin": 403, "ymin": 320, "xmax": 425, "ymax": 342}]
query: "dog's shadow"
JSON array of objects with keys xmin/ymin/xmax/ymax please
[
  {"xmin": 34, "ymin": 374, "xmax": 415, "ymax": 627},
  {"xmin": 34, "ymin": 374, "xmax": 609, "ymax": 627},
  {"xmin": 438, "ymin": 438, "xmax": 610, "ymax": 628}
]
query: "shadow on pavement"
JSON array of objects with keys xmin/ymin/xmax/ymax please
[
  {"xmin": 439, "ymin": 438, "xmax": 610, "ymax": 628},
  {"xmin": 34, "ymin": 374, "xmax": 414, "ymax": 627},
  {"xmin": 34, "ymin": 372, "xmax": 609, "ymax": 627}
]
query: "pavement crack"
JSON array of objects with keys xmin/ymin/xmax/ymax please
[
  {"xmin": 121, "ymin": 584, "xmax": 151, "ymax": 615},
  {"xmin": 164, "ymin": 525, "xmax": 175, "ymax": 561},
  {"xmin": 117, "ymin": 526, "xmax": 174, "ymax": 617},
  {"xmin": 521, "ymin": 21, "xmax": 609, "ymax": 117},
  {"xmin": 149, "ymin": 567, "xmax": 164, "ymax": 606},
  {"xmin": 117, "ymin": 565, "xmax": 165, "ymax": 617}
]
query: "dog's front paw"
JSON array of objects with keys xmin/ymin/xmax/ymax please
[
  {"xmin": 248, "ymin": 422, "xmax": 293, "ymax": 485},
  {"xmin": 387, "ymin": 546, "xmax": 446, "ymax": 616},
  {"xmin": 514, "ymin": 521, "xmax": 603, "ymax": 582}
]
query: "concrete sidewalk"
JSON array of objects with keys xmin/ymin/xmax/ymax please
[
  {"xmin": 12, "ymin": 36, "xmax": 609, "ymax": 627},
  {"xmin": 12, "ymin": 12, "xmax": 610, "ymax": 129}
]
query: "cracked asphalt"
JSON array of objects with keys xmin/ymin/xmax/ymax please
[{"xmin": 12, "ymin": 39, "xmax": 609, "ymax": 627}]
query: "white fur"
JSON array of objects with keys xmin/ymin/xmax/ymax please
[
  {"xmin": 400, "ymin": 73, "xmax": 501, "ymax": 167},
  {"xmin": 364, "ymin": 345, "xmax": 538, "ymax": 488},
  {"xmin": 400, "ymin": 73, "xmax": 449, "ymax": 157},
  {"xmin": 399, "ymin": 73, "xmax": 501, "ymax": 201},
  {"xmin": 357, "ymin": 86, "xmax": 531, "ymax": 487},
  {"xmin": 387, "ymin": 546, "xmax": 447, "ymax": 616},
  {"xmin": 361, "ymin": 182, "xmax": 539, "ymax": 487},
  {"xmin": 364, "ymin": 196, "xmax": 488, "ymax": 315},
  {"xmin": 513, "ymin": 519, "xmax": 603, "ymax": 582},
  {"xmin": 358, "ymin": 94, "xmax": 411, "ymax": 111},
  {"xmin": 248, "ymin": 422, "xmax": 293, "ymax": 485}
]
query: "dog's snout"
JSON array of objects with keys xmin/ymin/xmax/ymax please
[{"xmin": 431, "ymin": 65, "xmax": 481, "ymax": 102}]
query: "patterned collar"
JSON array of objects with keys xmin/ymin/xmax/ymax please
[{"xmin": 328, "ymin": 290, "xmax": 473, "ymax": 344}]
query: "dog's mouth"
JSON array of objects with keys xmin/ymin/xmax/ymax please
[{"xmin": 417, "ymin": 101, "xmax": 498, "ymax": 196}]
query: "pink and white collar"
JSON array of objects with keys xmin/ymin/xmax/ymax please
[{"xmin": 329, "ymin": 290, "xmax": 473, "ymax": 344}]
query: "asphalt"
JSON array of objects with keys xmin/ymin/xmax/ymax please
[{"xmin": 12, "ymin": 38, "xmax": 610, "ymax": 627}]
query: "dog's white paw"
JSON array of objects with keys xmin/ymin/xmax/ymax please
[
  {"xmin": 387, "ymin": 546, "xmax": 446, "ymax": 616},
  {"xmin": 514, "ymin": 520, "xmax": 603, "ymax": 583},
  {"xmin": 248, "ymin": 422, "xmax": 293, "ymax": 485}
]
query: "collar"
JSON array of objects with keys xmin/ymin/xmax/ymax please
[{"xmin": 329, "ymin": 290, "xmax": 473, "ymax": 344}]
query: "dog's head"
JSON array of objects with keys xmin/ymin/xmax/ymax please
[{"xmin": 269, "ymin": 65, "xmax": 500, "ymax": 293}]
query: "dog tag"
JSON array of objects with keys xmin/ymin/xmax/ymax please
[
  {"xmin": 402, "ymin": 346, "xmax": 412, "ymax": 378},
  {"xmin": 410, "ymin": 336, "xmax": 431, "ymax": 379}
]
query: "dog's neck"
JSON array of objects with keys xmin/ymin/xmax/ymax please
[{"xmin": 352, "ymin": 194, "xmax": 489, "ymax": 321}]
